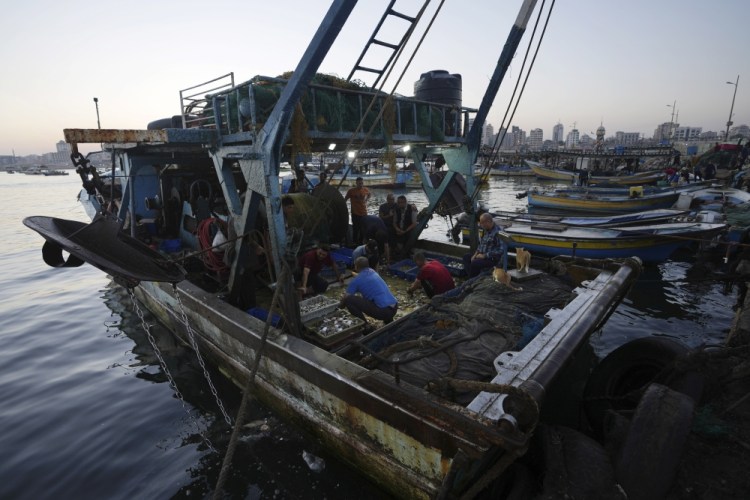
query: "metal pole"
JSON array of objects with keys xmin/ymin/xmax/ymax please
[
  {"xmin": 725, "ymin": 75, "xmax": 740, "ymax": 141},
  {"xmin": 666, "ymin": 100, "xmax": 676, "ymax": 143},
  {"xmin": 93, "ymin": 97, "xmax": 101, "ymax": 129}
]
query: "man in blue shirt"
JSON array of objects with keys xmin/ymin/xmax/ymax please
[
  {"xmin": 462, "ymin": 213, "xmax": 507, "ymax": 278},
  {"xmin": 341, "ymin": 256, "xmax": 398, "ymax": 324}
]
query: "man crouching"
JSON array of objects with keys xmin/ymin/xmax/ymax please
[{"xmin": 340, "ymin": 256, "xmax": 398, "ymax": 324}]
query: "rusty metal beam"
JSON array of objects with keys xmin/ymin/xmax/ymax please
[{"xmin": 63, "ymin": 128, "xmax": 217, "ymax": 145}]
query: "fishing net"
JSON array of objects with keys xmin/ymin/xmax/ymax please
[
  {"xmin": 211, "ymin": 73, "xmax": 450, "ymax": 142},
  {"xmin": 359, "ymin": 274, "xmax": 575, "ymax": 404}
]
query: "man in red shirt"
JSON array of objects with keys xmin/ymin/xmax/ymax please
[
  {"xmin": 406, "ymin": 251, "xmax": 455, "ymax": 298},
  {"xmin": 295, "ymin": 243, "xmax": 343, "ymax": 296}
]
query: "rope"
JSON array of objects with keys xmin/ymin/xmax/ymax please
[
  {"xmin": 197, "ymin": 217, "xmax": 229, "ymax": 274},
  {"xmin": 212, "ymin": 263, "xmax": 292, "ymax": 499},
  {"xmin": 334, "ymin": 0, "xmax": 443, "ymax": 189},
  {"xmin": 471, "ymin": 0, "xmax": 556, "ymax": 204}
]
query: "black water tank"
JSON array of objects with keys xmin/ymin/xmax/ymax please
[{"xmin": 414, "ymin": 70, "xmax": 462, "ymax": 107}]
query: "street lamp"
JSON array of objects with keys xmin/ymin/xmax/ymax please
[
  {"xmin": 725, "ymin": 75, "xmax": 740, "ymax": 141},
  {"xmin": 93, "ymin": 97, "xmax": 101, "ymax": 129},
  {"xmin": 322, "ymin": 143, "xmax": 336, "ymax": 171},
  {"xmin": 401, "ymin": 144, "xmax": 411, "ymax": 169}
]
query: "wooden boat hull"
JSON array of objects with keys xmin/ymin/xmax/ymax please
[
  {"xmin": 528, "ymin": 161, "xmax": 575, "ymax": 180},
  {"xmin": 488, "ymin": 164, "xmax": 534, "ymax": 176},
  {"xmin": 502, "ymin": 222, "xmax": 726, "ymax": 263},
  {"xmin": 128, "ymin": 253, "xmax": 640, "ymax": 498},
  {"xmin": 527, "ymin": 161, "xmax": 663, "ymax": 185},
  {"xmin": 527, "ymin": 190, "xmax": 681, "ymax": 213}
]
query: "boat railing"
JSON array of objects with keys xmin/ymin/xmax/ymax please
[
  {"xmin": 179, "ymin": 72, "xmax": 236, "ymax": 129},
  {"xmin": 181, "ymin": 73, "xmax": 477, "ymax": 150}
]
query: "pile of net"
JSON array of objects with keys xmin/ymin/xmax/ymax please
[{"xmin": 358, "ymin": 273, "xmax": 575, "ymax": 404}]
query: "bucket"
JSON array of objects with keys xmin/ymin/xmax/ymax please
[{"xmin": 629, "ymin": 186, "xmax": 643, "ymax": 198}]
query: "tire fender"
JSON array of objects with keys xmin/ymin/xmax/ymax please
[{"xmin": 615, "ymin": 383, "xmax": 694, "ymax": 500}]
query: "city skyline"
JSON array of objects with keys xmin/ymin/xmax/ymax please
[{"xmin": 0, "ymin": 0, "xmax": 747, "ymax": 156}]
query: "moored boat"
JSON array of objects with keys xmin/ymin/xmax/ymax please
[
  {"xmin": 527, "ymin": 160, "xmax": 664, "ymax": 185},
  {"xmin": 498, "ymin": 219, "xmax": 727, "ymax": 263},
  {"xmin": 527, "ymin": 186, "xmax": 685, "ymax": 213},
  {"xmin": 496, "ymin": 208, "xmax": 691, "ymax": 227}
]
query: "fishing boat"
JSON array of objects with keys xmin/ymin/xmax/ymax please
[
  {"xmin": 527, "ymin": 186, "xmax": 685, "ymax": 213},
  {"xmin": 527, "ymin": 160, "xmax": 664, "ymax": 185},
  {"xmin": 21, "ymin": 2, "xmax": 644, "ymax": 497},
  {"xmin": 496, "ymin": 208, "xmax": 691, "ymax": 228},
  {"xmin": 498, "ymin": 219, "xmax": 727, "ymax": 263},
  {"xmin": 328, "ymin": 165, "xmax": 418, "ymax": 189},
  {"xmin": 487, "ymin": 163, "xmax": 534, "ymax": 176},
  {"xmin": 674, "ymin": 187, "xmax": 750, "ymax": 211}
]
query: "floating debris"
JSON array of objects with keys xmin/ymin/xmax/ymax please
[{"xmin": 302, "ymin": 450, "xmax": 326, "ymax": 472}]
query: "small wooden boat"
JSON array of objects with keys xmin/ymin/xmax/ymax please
[
  {"xmin": 495, "ymin": 208, "xmax": 690, "ymax": 228},
  {"xmin": 527, "ymin": 160, "xmax": 663, "ymax": 186},
  {"xmin": 675, "ymin": 187, "xmax": 750, "ymax": 211},
  {"xmin": 527, "ymin": 187, "xmax": 683, "ymax": 213},
  {"xmin": 499, "ymin": 219, "xmax": 727, "ymax": 263},
  {"xmin": 487, "ymin": 163, "xmax": 534, "ymax": 177}
]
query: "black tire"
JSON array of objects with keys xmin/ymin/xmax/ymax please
[
  {"xmin": 537, "ymin": 424, "xmax": 623, "ymax": 499},
  {"xmin": 477, "ymin": 463, "xmax": 537, "ymax": 500},
  {"xmin": 583, "ymin": 337, "xmax": 690, "ymax": 437},
  {"xmin": 615, "ymin": 383, "xmax": 694, "ymax": 500},
  {"xmin": 147, "ymin": 115, "xmax": 183, "ymax": 130}
]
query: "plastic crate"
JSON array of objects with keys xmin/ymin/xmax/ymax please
[
  {"xmin": 424, "ymin": 253, "xmax": 465, "ymax": 277},
  {"xmin": 160, "ymin": 238, "xmax": 182, "ymax": 253},
  {"xmin": 331, "ymin": 251, "xmax": 353, "ymax": 267},
  {"xmin": 300, "ymin": 295, "xmax": 340, "ymax": 323},
  {"xmin": 319, "ymin": 261, "xmax": 350, "ymax": 282},
  {"xmin": 247, "ymin": 307, "xmax": 282, "ymax": 327},
  {"xmin": 306, "ymin": 310, "xmax": 366, "ymax": 347},
  {"xmin": 388, "ymin": 259, "xmax": 416, "ymax": 279}
]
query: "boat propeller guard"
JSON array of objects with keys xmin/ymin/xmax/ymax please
[{"xmin": 23, "ymin": 214, "xmax": 186, "ymax": 286}]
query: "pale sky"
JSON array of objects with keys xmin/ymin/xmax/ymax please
[{"xmin": 1, "ymin": 0, "xmax": 747, "ymax": 156}]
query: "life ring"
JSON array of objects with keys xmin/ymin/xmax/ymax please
[
  {"xmin": 583, "ymin": 336, "xmax": 694, "ymax": 437},
  {"xmin": 615, "ymin": 383, "xmax": 694, "ymax": 500}
]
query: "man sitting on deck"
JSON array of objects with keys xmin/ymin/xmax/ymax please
[
  {"xmin": 462, "ymin": 213, "xmax": 507, "ymax": 278},
  {"xmin": 407, "ymin": 252, "xmax": 455, "ymax": 298},
  {"xmin": 340, "ymin": 256, "xmax": 398, "ymax": 324}
]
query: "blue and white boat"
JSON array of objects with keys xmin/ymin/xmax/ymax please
[{"xmin": 500, "ymin": 219, "xmax": 727, "ymax": 264}]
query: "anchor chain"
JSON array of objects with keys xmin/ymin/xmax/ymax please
[
  {"xmin": 173, "ymin": 286, "xmax": 233, "ymax": 426},
  {"xmin": 126, "ymin": 288, "xmax": 216, "ymax": 452}
]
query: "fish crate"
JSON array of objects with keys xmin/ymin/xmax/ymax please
[
  {"xmin": 444, "ymin": 260, "xmax": 466, "ymax": 277},
  {"xmin": 305, "ymin": 309, "xmax": 366, "ymax": 347},
  {"xmin": 319, "ymin": 262, "xmax": 351, "ymax": 282},
  {"xmin": 331, "ymin": 248, "xmax": 353, "ymax": 267},
  {"xmin": 388, "ymin": 259, "xmax": 417, "ymax": 280},
  {"xmin": 424, "ymin": 252, "xmax": 465, "ymax": 277},
  {"xmin": 300, "ymin": 295, "xmax": 340, "ymax": 323}
]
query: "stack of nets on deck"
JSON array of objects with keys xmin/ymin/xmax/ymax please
[{"xmin": 360, "ymin": 274, "xmax": 575, "ymax": 405}]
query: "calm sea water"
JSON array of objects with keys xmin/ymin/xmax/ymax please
[{"xmin": 0, "ymin": 173, "xmax": 735, "ymax": 499}]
